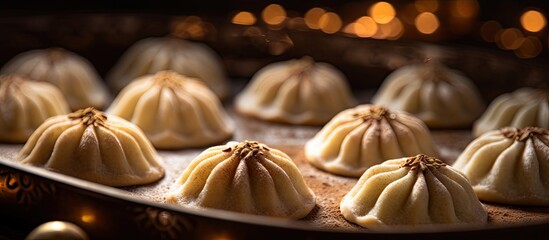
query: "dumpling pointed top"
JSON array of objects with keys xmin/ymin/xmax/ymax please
[
  {"xmin": 401, "ymin": 154, "xmax": 446, "ymax": 171},
  {"xmin": 221, "ymin": 140, "xmax": 271, "ymax": 160},
  {"xmin": 68, "ymin": 107, "xmax": 107, "ymax": 127},
  {"xmin": 415, "ymin": 59, "xmax": 454, "ymax": 83},
  {"xmin": 500, "ymin": 126, "xmax": 548, "ymax": 142},
  {"xmin": 286, "ymin": 56, "xmax": 315, "ymax": 74},
  {"xmin": 352, "ymin": 105, "xmax": 396, "ymax": 121},
  {"xmin": 150, "ymin": 70, "xmax": 188, "ymax": 89}
]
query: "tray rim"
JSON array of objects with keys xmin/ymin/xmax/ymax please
[{"xmin": 1, "ymin": 147, "xmax": 549, "ymax": 237}]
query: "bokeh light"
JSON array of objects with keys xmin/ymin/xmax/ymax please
[
  {"xmin": 262, "ymin": 4, "xmax": 286, "ymax": 25},
  {"xmin": 386, "ymin": 17, "xmax": 404, "ymax": 40},
  {"xmin": 415, "ymin": 0, "xmax": 439, "ymax": 13},
  {"xmin": 497, "ymin": 28, "xmax": 524, "ymax": 50},
  {"xmin": 232, "ymin": 11, "xmax": 256, "ymax": 25},
  {"xmin": 451, "ymin": 0, "xmax": 479, "ymax": 18},
  {"xmin": 355, "ymin": 16, "xmax": 378, "ymax": 38},
  {"xmin": 481, "ymin": 20, "xmax": 502, "ymax": 42},
  {"xmin": 415, "ymin": 12, "xmax": 439, "ymax": 34},
  {"xmin": 515, "ymin": 36, "xmax": 542, "ymax": 58},
  {"xmin": 318, "ymin": 12, "xmax": 342, "ymax": 34},
  {"xmin": 305, "ymin": 8, "xmax": 326, "ymax": 29},
  {"xmin": 370, "ymin": 2, "xmax": 396, "ymax": 24},
  {"xmin": 521, "ymin": 10, "xmax": 546, "ymax": 32}
]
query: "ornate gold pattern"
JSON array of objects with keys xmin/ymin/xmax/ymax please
[
  {"xmin": 130, "ymin": 206, "xmax": 193, "ymax": 240},
  {"xmin": 0, "ymin": 168, "xmax": 56, "ymax": 206}
]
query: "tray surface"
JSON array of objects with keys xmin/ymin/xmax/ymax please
[{"xmin": 1, "ymin": 107, "xmax": 548, "ymax": 235}]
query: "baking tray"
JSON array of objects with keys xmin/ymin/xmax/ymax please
[
  {"xmin": 0, "ymin": 13, "xmax": 548, "ymax": 240},
  {"xmin": 1, "ymin": 107, "xmax": 549, "ymax": 239}
]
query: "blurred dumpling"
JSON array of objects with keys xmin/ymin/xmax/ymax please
[
  {"xmin": 235, "ymin": 57, "xmax": 355, "ymax": 125},
  {"xmin": 16, "ymin": 107, "xmax": 164, "ymax": 187},
  {"xmin": 473, "ymin": 88, "xmax": 548, "ymax": 137},
  {"xmin": 1, "ymin": 48, "xmax": 110, "ymax": 110},
  {"xmin": 107, "ymin": 70, "xmax": 233, "ymax": 149},
  {"xmin": 305, "ymin": 105, "xmax": 438, "ymax": 177},
  {"xmin": 0, "ymin": 75, "xmax": 70, "ymax": 143},
  {"xmin": 453, "ymin": 127, "xmax": 549, "ymax": 206},
  {"xmin": 106, "ymin": 36, "xmax": 229, "ymax": 98},
  {"xmin": 340, "ymin": 154, "xmax": 487, "ymax": 228},
  {"xmin": 371, "ymin": 61, "xmax": 484, "ymax": 128},
  {"xmin": 166, "ymin": 141, "xmax": 316, "ymax": 219}
]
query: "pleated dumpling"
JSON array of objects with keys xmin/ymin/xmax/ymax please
[
  {"xmin": 473, "ymin": 88, "xmax": 548, "ymax": 137},
  {"xmin": 371, "ymin": 61, "xmax": 484, "ymax": 128},
  {"xmin": 453, "ymin": 127, "xmax": 549, "ymax": 206},
  {"xmin": 1, "ymin": 48, "xmax": 110, "ymax": 110},
  {"xmin": 16, "ymin": 107, "xmax": 164, "ymax": 187},
  {"xmin": 340, "ymin": 154, "xmax": 487, "ymax": 228},
  {"xmin": 107, "ymin": 71, "xmax": 233, "ymax": 149},
  {"xmin": 106, "ymin": 37, "xmax": 229, "ymax": 98},
  {"xmin": 305, "ymin": 105, "xmax": 438, "ymax": 177},
  {"xmin": 235, "ymin": 57, "xmax": 355, "ymax": 125},
  {"xmin": 166, "ymin": 141, "xmax": 316, "ymax": 219},
  {"xmin": 0, "ymin": 75, "xmax": 70, "ymax": 143}
]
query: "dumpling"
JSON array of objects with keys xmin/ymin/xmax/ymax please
[
  {"xmin": 106, "ymin": 37, "xmax": 229, "ymax": 98},
  {"xmin": 107, "ymin": 70, "xmax": 233, "ymax": 149},
  {"xmin": 371, "ymin": 61, "xmax": 484, "ymax": 128},
  {"xmin": 16, "ymin": 107, "xmax": 164, "ymax": 187},
  {"xmin": 166, "ymin": 141, "xmax": 316, "ymax": 219},
  {"xmin": 453, "ymin": 127, "xmax": 549, "ymax": 206},
  {"xmin": 235, "ymin": 57, "xmax": 356, "ymax": 125},
  {"xmin": 0, "ymin": 75, "xmax": 70, "ymax": 143},
  {"xmin": 305, "ymin": 105, "xmax": 438, "ymax": 177},
  {"xmin": 473, "ymin": 88, "xmax": 548, "ymax": 137},
  {"xmin": 1, "ymin": 48, "xmax": 110, "ymax": 110},
  {"xmin": 340, "ymin": 154, "xmax": 487, "ymax": 228}
]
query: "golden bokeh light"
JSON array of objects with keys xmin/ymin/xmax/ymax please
[
  {"xmin": 81, "ymin": 214, "xmax": 96, "ymax": 224},
  {"xmin": 318, "ymin": 12, "xmax": 342, "ymax": 34},
  {"xmin": 372, "ymin": 18, "xmax": 403, "ymax": 40},
  {"xmin": 370, "ymin": 2, "xmax": 396, "ymax": 24},
  {"xmin": 481, "ymin": 20, "xmax": 502, "ymax": 42},
  {"xmin": 262, "ymin": 4, "xmax": 286, "ymax": 25},
  {"xmin": 355, "ymin": 16, "xmax": 378, "ymax": 38},
  {"xmin": 232, "ymin": 11, "xmax": 256, "ymax": 26},
  {"xmin": 451, "ymin": 0, "xmax": 479, "ymax": 18},
  {"xmin": 386, "ymin": 17, "xmax": 404, "ymax": 40},
  {"xmin": 415, "ymin": 12, "xmax": 439, "ymax": 34},
  {"xmin": 497, "ymin": 28, "xmax": 524, "ymax": 50},
  {"xmin": 343, "ymin": 23, "xmax": 359, "ymax": 35},
  {"xmin": 415, "ymin": 0, "xmax": 439, "ymax": 13},
  {"xmin": 515, "ymin": 36, "xmax": 542, "ymax": 58},
  {"xmin": 520, "ymin": 10, "xmax": 546, "ymax": 32},
  {"xmin": 305, "ymin": 7, "xmax": 326, "ymax": 29}
]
